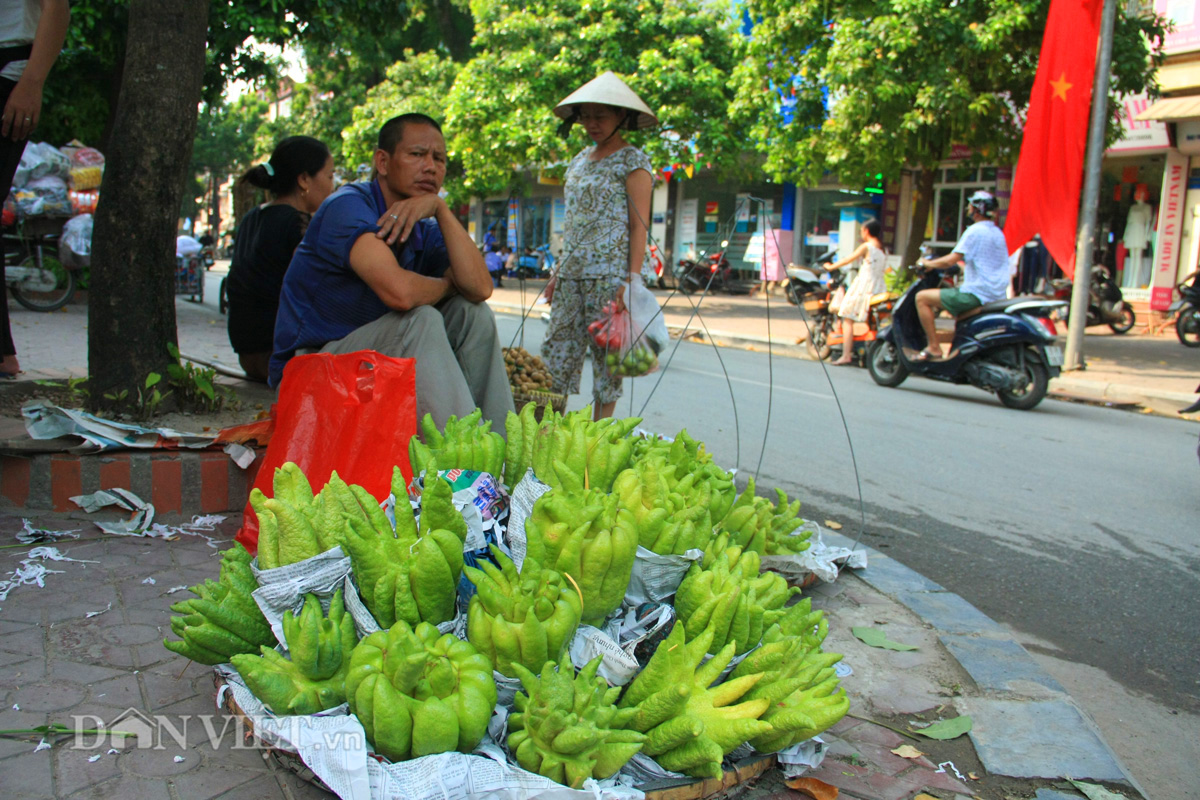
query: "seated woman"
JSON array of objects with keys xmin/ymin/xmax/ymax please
[{"xmin": 225, "ymin": 136, "xmax": 334, "ymax": 382}]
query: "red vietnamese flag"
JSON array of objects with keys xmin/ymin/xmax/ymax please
[{"xmin": 1003, "ymin": 0, "xmax": 1104, "ymax": 279}]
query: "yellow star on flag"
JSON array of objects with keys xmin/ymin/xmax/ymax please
[{"xmin": 1050, "ymin": 72, "xmax": 1073, "ymax": 101}]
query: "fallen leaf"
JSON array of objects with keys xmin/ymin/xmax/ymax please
[
  {"xmin": 891, "ymin": 745, "xmax": 924, "ymax": 759},
  {"xmin": 824, "ymin": 520, "xmax": 843, "ymax": 530},
  {"xmin": 968, "ymin": 772, "xmax": 980, "ymax": 780},
  {"xmin": 851, "ymin": 626, "xmax": 919, "ymax": 651},
  {"xmin": 915, "ymin": 715, "xmax": 973, "ymax": 739},
  {"xmin": 1069, "ymin": 780, "xmax": 1129, "ymax": 800},
  {"xmin": 784, "ymin": 776, "xmax": 838, "ymax": 800},
  {"xmin": 913, "ymin": 795, "xmax": 940, "ymax": 800}
]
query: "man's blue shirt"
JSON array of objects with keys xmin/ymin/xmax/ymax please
[{"xmin": 269, "ymin": 181, "xmax": 450, "ymax": 386}]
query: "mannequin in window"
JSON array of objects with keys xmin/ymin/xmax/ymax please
[{"xmin": 1122, "ymin": 185, "xmax": 1153, "ymax": 289}]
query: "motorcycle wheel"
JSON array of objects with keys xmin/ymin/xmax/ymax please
[
  {"xmin": 678, "ymin": 273, "xmax": 702, "ymax": 295},
  {"xmin": 785, "ymin": 284, "xmax": 800, "ymax": 306},
  {"xmin": 1108, "ymin": 303, "xmax": 1135, "ymax": 334},
  {"xmin": 11, "ymin": 254, "xmax": 76, "ymax": 312},
  {"xmin": 1177, "ymin": 305, "xmax": 1200, "ymax": 347},
  {"xmin": 867, "ymin": 339, "xmax": 908, "ymax": 387},
  {"xmin": 805, "ymin": 314, "xmax": 834, "ymax": 361},
  {"xmin": 996, "ymin": 349, "xmax": 1049, "ymax": 410}
]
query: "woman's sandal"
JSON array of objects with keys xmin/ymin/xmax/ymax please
[{"xmin": 914, "ymin": 348, "xmax": 942, "ymax": 362}]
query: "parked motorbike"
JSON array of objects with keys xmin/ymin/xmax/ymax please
[
  {"xmin": 784, "ymin": 249, "xmax": 838, "ymax": 306},
  {"xmin": 643, "ymin": 244, "xmax": 667, "ymax": 290},
  {"xmin": 1167, "ymin": 275, "xmax": 1200, "ymax": 347},
  {"xmin": 4, "ymin": 232, "xmax": 77, "ymax": 312},
  {"xmin": 866, "ymin": 269, "xmax": 1067, "ymax": 410},
  {"xmin": 1050, "ymin": 266, "xmax": 1135, "ymax": 334},
  {"xmin": 675, "ymin": 241, "xmax": 758, "ymax": 295}
]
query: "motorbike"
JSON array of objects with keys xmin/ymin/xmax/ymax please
[
  {"xmin": 866, "ymin": 268, "xmax": 1067, "ymax": 410},
  {"xmin": 1167, "ymin": 275, "xmax": 1200, "ymax": 347},
  {"xmin": 1050, "ymin": 266, "xmax": 1135, "ymax": 334},
  {"xmin": 675, "ymin": 241, "xmax": 758, "ymax": 295},
  {"xmin": 783, "ymin": 248, "xmax": 839, "ymax": 306},
  {"xmin": 4, "ymin": 229, "xmax": 78, "ymax": 312},
  {"xmin": 785, "ymin": 250, "xmax": 897, "ymax": 363},
  {"xmin": 643, "ymin": 244, "xmax": 667, "ymax": 290}
]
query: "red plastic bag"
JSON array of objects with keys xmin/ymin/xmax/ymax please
[
  {"xmin": 587, "ymin": 287, "xmax": 663, "ymax": 378},
  {"xmin": 234, "ymin": 351, "xmax": 417, "ymax": 554}
]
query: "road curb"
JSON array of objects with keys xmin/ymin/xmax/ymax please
[
  {"xmin": 0, "ymin": 450, "xmax": 261, "ymax": 516},
  {"xmin": 823, "ymin": 530, "xmax": 1145, "ymax": 796},
  {"xmin": 489, "ymin": 302, "xmax": 1197, "ymax": 420}
]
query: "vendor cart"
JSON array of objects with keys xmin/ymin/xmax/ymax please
[{"xmin": 175, "ymin": 253, "xmax": 204, "ymax": 303}]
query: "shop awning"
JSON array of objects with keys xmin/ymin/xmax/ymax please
[{"xmin": 1136, "ymin": 96, "xmax": 1200, "ymax": 121}]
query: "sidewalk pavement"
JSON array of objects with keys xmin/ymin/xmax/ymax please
[
  {"xmin": 0, "ymin": 512, "xmax": 1143, "ymax": 800},
  {"xmin": 487, "ymin": 280, "xmax": 1200, "ymax": 419}
]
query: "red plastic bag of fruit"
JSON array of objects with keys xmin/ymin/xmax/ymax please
[
  {"xmin": 234, "ymin": 351, "xmax": 417, "ymax": 554},
  {"xmin": 587, "ymin": 281, "xmax": 668, "ymax": 378}
]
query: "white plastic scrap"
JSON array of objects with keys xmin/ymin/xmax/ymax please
[
  {"xmin": 11, "ymin": 703, "xmax": 18, "ymax": 711},
  {"xmin": 141, "ymin": 577, "xmax": 156, "ymax": 585},
  {"xmin": 173, "ymin": 755, "xmax": 185, "ymax": 763},
  {"xmin": 0, "ymin": 546, "xmax": 96, "ymax": 602},
  {"xmin": 106, "ymin": 748, "xmax": 118, "ymax": 755},
  {"xmin": 33, "ymin": 739, "xmax": 50, "ymax": 752},
  {"xmin": 88, "ymin": 754, "xmax": 102, "ymax": 763},
  {"xmin": 17, "ymin": 519, "xmax": 80, "ymax": 544},
  {"xmin": 165, "ymin": 585, "xmax": 189, "ymax": 594},
  {"xmin": 935, "ymin": 761, "xmax": 967, "ymax": 781},
  {"xmin": 85, "ymin": 602, "xmax": 112, "ymax": 619}
]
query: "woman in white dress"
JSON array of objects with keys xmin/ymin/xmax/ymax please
[{"xmin": 823, "ymin": 218, "xmax": 888, "ymax": 366}]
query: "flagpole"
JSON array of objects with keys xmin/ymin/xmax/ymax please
[{"xmin": 1064, "ymin": 0, "xmax": 1117, "ymax": 372}]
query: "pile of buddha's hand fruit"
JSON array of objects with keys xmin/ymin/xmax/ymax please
[
  {"xmin": 164, "ymin": 411, "xmax": 850, "ymax": 784},
  {"xmin": 503, "ymin": 346, "xmax": 555, "ymax": 393}
]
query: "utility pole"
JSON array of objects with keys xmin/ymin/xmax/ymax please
[{"xmin": 1064, "ymin": 0, "xmax": 1118, "ymax": 371}]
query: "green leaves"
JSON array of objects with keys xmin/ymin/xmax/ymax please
[
  {"xmin": 914, "ymin": 715, "xmax": 972, "ymax": 740},
  {"xmin": 851, "ymin": 626, "xmax": 918, "ymax": 652}
]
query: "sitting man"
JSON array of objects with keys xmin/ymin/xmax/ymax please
[
  {"xmin": 914, "ymin": 190, "xmax": 1010, "ymax": 360},
  {"xmin": 270, "ymin": 113, "xmax": 514, "ymax": 430}
]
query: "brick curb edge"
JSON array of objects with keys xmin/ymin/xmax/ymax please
[
  {"xmin": 823, "ymin": 530, "xmax": 1146, "ymax": 797},
  {"xmin": 0, "ymin": 450, "xmax": 262, "ymax": 516}
]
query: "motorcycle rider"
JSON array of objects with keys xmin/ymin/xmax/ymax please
[{"xmin": 914, "ymin": 190, "xmax": 1010, "ymax": 360}]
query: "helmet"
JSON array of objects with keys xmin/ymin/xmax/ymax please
[{"xmin": 967, "ymin": 190, "xmax": 998, "ymax": 218}]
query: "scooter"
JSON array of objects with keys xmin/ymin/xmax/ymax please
[
  {"xmin": 866, "ymin": 269, "xmax": 1067, "ymax": 410},
  {"xmin": 676, "ymin": 241, "xmax": 758, "ymax": 295},
  {"xmin": 784, "ymin": 248, "xmax": 838, "ymax": 306},
  {"xmin": 4, "ymin": 231, "xmax": 77, "ymax": 312},
  {"xmin": 1167, "ymin": 276, "xmax": 1200, "ymax": 347},
  {"xmin": 1051, "ymin": 266, "xmax": 1135, "ymax": 334}
]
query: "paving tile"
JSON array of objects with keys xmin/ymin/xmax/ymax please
[
  {"xmin": 42, "ymin": 591, "xmax": 121, "ymax": 624},
  {"xmin": 961, "ymin": 698, "xmax": 1128, "ymax": 782},
  {"xmin": 64, "ymin": 773, "xmax": 171, "ymax": 800},
  {"xmin": 0, "ymin": 624, "xmax": 47, "ymax": 658},
  {"xmin": 939, "ymin": 634, "xmax": 1066, "ymax": 696},
  {"xmin": 0, "ymin": 618, "xmax": 38, "ymax": 635},
  {"xmin": 275, "ymin": 766, "xmax": 341, "ymax": 799},
  {"xmin": 53, "ymin": 742, "xmax": 123, "ymax": 796},
  {"xmin": 0, "ymin": 647, "xmax": 34, "ymax": 669},
  {"xmin": 117, "ymin": 745, "xmax": 204, "ymax": 778},
  {"xmin": 207, "ymin": 772, "xmax": 290, "ymax": 799},
  {"xmin": 909, "ymin": 761, "xmax": 973, "ymax": 795},
  {"xmin": 841, "ymin": 720, "xmax": 906, "ymax": 749},
  {"xmin": 88, "ymin": 673, "xmax": 145, "ymax": 710},
  {"xmin": 857, "ymin": 675, "xmax": 943, "ymax": 716},
  {"xmin": 0, "ymin": 748, "xmax": 57, "ymax": 798},
  {"xmin": 0, "ymin": 707, "xmax": 50, "ymax": 759},
  {"xmin": 139, "ymin": 665, "xmax": 206, "ymax": 711},
  {"xmin": 168, "ymin": 763, "xmax": 265, "ymax": 799},
  {"xmin": 11, "ymin": 680, "xmax": 89, "ymax": 712},
  {"xmin": 0, "ymin": 657, "xmax": 47, "ymax": 689},
  {"xmin": 1034, "ymin": 790, "xmax": 1084, "ymax": 800},
  {"xmin": 855, "ymin": 555, "xmax": 944, "ymax": 596},
  {"xmin": 48, "ymin": 659, "xmax": 130, "ymax": 686},
  {"xmin": 133, "ymin": 641, "xmax": 176, "ymax": 670},
  {"xmin": 802, "ymin": 758, "xmax": 929, "ymax": 800},
  {"xmin": 892, "ymin": 591, "xmax": 1005, "ymax": 636}
]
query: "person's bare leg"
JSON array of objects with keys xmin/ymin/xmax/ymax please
[
  {"xmin": 833, "ymin": 318, "xmax": 855, "ymax": 364},
  {"xmin": 916, "ymin": 289, "xmax": 943, "ymax": 356}
]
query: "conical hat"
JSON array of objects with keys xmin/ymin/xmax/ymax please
[{"xmin": 553, "ymin": 71, "xmax": 658, "ymax": 130}]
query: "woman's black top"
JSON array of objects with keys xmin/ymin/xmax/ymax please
[{"xmin": 226, "ymin": 204, "xmax": 307, "ymax": 354}]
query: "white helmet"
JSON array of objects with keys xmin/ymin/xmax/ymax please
[{"xmin": 968, "ymin": 190, "xmax": 998, "ymax": 218}]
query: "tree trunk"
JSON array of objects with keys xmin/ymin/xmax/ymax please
[
  {"xmin": 902, "ymin": 167, "xmax": 937, "ymax": 268},
  {"xmin": 87, "ymin": 0, "xmax": 210, "ymax": 411}
]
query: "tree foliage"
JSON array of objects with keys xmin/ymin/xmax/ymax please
[
  {"xmin": 730, "ymin": 0, "xmax": 1168, "ymax": 262},
  {"xmin": 443, "ymin": 0, "xmax": 743, "ymax": 198}
]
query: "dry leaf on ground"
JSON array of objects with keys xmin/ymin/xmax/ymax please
[
  {"xmin": 784, "ymin": 776, "xmax": 839, "ymax": 800},
  {"xmin": 824, "ymin": 520, "xmax": 843, "ymax": 530},
  {"xmin": 891, "ymin": 745, "xmax": 924, "ymax": 759}
]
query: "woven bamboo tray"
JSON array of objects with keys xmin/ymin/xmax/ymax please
[{"xmin": 512, "ymin": 389, "xmax": 567, "ymax": 421}]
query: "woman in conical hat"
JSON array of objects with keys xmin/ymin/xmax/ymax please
[{"xmin": 541, "ymin": 72, "xmax": 658, "ymax": 421}]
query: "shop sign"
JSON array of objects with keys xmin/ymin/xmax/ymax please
[
  {"xmin": 1107, "ymin": 94, "xmax": 1171, "ymax": 154},
  {"xmin": 1150, "ymin": 149, "xmax": 1189, "ymax": 311},
  {"xmin": 680, "ymin": 198, "xmax": 699, "ymax": 239},
  {"xmin": 1156, "ymin": 0, "xmax": 1200, "ymax": 54}
]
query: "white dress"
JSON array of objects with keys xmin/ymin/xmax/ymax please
[{"xmin": 837, "ymin": 243, "xmax": 888, "ymax": 322}]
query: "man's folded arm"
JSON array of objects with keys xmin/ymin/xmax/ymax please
[
  {"xmin": 348, "ymin": 233, "xmax": 453, "ymax": 311},
  {"xmin": 435, "ymin": 204, "xmax": 493, "ymax": 303}
]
